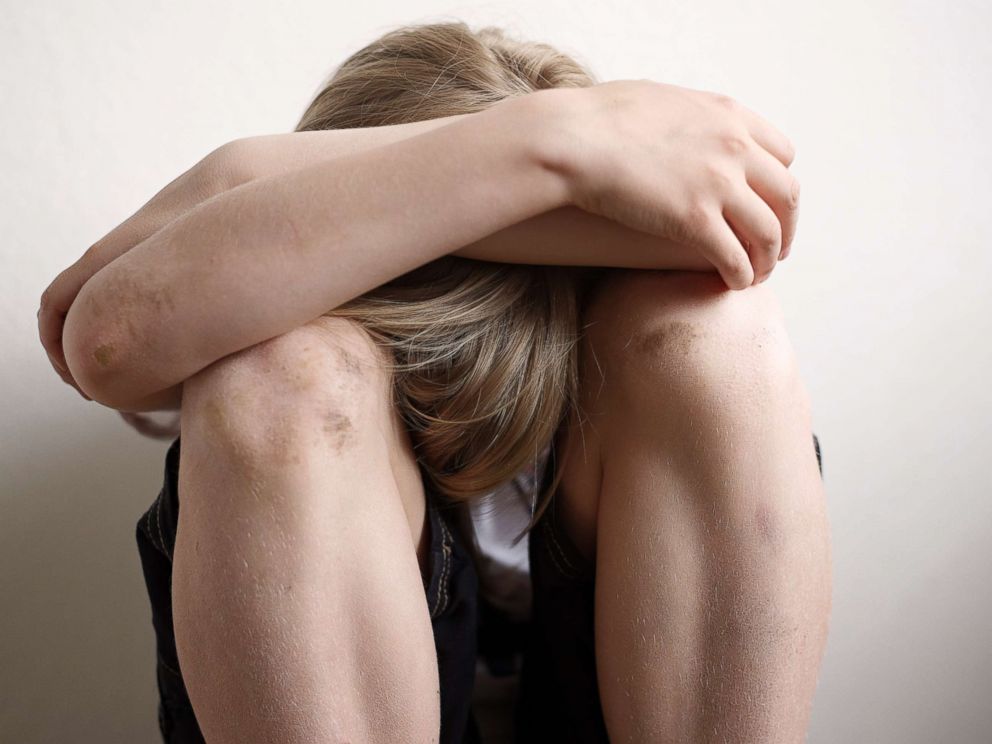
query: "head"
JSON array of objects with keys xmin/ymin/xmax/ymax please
[{"xmin": 297, "ymin": 21, "xmax": 597, "ymax": 525}]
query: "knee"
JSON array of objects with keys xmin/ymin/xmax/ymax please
[
  {"xmin": 583, "ymin": 270, "xmax": 805, "ymax": 421},
  {"xmin": 181, "ymin": 317, "xmax": 393, "ymax": 462}
]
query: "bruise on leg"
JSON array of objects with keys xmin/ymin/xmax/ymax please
[
  {"xmin": 334, "ymin": 344, "xmax": 367, "ymax": 377},
  {"xmin": 323, "ymin": 410, "xmax": 356, "ymax": 452},
  {"xmin": 628, "ymin": 320, "xmax": 709, "ymax": 362},
  {"xmin": 186, "ymin": 338, "xmax": 372, "ymax": 473}
]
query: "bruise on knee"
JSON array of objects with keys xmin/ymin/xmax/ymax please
[
  {"xmin": 333, "ymin": 345, "xmax": 366, "ymax": 376},
  {"xmin": 188, "ymin": 381, "xmax": 363, "ymax": 471},
  {"xmin": 322, "ymin": 410, "xmax": 356, "ymax": 452},
  {"xmin": 628, "ymin": 320, "xmax": 709, "ymax": 361}
]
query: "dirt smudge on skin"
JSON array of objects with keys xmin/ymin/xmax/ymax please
[
  {"xmin": 323, "ymin": 411, "xmax": 355, "ymax": 452},
  {"xmin": 631, "ymin": 320, "xmax": 707, "ymax": 359},
  {"xmin": 93, "ymin": 343, "xmax": 115, "ymax": 367}
]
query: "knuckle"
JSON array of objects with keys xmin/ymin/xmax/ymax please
[
  {"xmin": 735, "ymin": 250, "xmax": 754, "ymax": 276},
  {"xmin": 39, "ymin": 284, "xmax": 54, "ymax": 309},
  {"xmin": 712, "ymin": 92, "xmax": 739, "ymax": 110},
  {"xmin": 786, "ymin": 176, "xmax": 801, "ymax": 209},
  {"xmin": 726, "ymin": 251, "xmax": 752, "ymax": 287},
  {"xmin": 704, "ymin": 165, "xmax": 734, "ymax": 192},
  {"xmin": 41, "ymin": 267, "xmax": 77, "ymax": 310},
  {"xmin": 761, "ymin": 222, "xmax": 782, "ymax": 250},
  {"xmin": 752, "ymin": 237, "xmax": 782, "ymax": 264},
  {"xmin": 719, "ymin": 132, "xmax": 749, "ymax": 157},
  {"xmin": 205, "ymin": 140, "xmax": 249, "ymax": 190},
  {"xmin": 82, "ymin": 241, "xmax": 102, "ymax": 260}
]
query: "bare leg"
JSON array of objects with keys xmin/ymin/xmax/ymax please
[
  {"xmin": 555, "ymin": 270, "xmax": 832, "ymax": 743},
  {"xmin": 171, "ymin": 317, "xmax": 440, "ymax": 743}
]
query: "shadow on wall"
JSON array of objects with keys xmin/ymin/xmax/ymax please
[{"xmin": 1, "ymin": 407, "xmax": 165, "ymax": 742}]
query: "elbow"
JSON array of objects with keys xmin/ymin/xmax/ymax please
[
  {"xmin": 62, "ymin": 302, "xmax": 124, "ymax": 408},
  {"xmin": 62, "ymin": 291, "xmax": 144, "ymax": 410}
]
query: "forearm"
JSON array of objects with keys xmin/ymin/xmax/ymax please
[
  {"xmin": 63, "ymin": 90, "xmax": 569, "ymax": 410},
  {"xmin": 231, "ymin": 124, "xmax": 714, "ymax": 271},
  {"xmin": 220, "ymin": 114, "xmax": 474, "ymax": 185},
  {"xmin": 455, "ymin": 205, "xmax": 712, "ymax": 269}
]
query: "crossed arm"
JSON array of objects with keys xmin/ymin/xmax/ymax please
[{"xmin": 40, "ymin": 81, "xmax": 798, "ymax": 412}]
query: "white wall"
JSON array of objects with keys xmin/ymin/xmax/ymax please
[{"xmin": 2, "ymin": 1, "xmax": 989, "ymax": 741}]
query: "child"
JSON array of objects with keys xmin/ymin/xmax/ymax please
[{"xmin": 40, "ymin": 20, "xmax": 827, "ymax": 744}]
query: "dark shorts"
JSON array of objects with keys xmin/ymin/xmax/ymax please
[{"xmin": 136, "ymin": 433, "xmax": 823, "ymax": 743}]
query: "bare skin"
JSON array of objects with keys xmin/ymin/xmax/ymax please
[
  {"xmin": 37, "ymin": 80, "xmax": 827, "ymax": 742},
  {"xmin": 169, "ymin": 270, "xmax": 830, "ymax": 744},
  {"xmin": 555, "ymin": 269, "xmax": 831, "ymax": 742},
  {"xmin": 43, "ymin": 81, "xmax": 799, "ymax": 410},
  {"xmin": 173, "ymin": 317, "xmax": 440, "ymax": 742}
]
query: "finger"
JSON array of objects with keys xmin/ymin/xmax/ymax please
[
  {"xmin": 50, "ymin": 354, "xmax": 91, "ymax": 400},
  {"xmin": 743, "ymin": 144, "xmax": 801, "ymax": 256},
  {"xmin": 38, "ymin": 307, "xmax": 69, "ymax": 374},
  {"xmin": 694, "ymin": 210, "xmax": 755, "ymax": 290},
  {"xmin": 737, "ymin": 104, "xmax": 796, "ymax": 167},
  {"xmin": 42, "ymin": 339, "xmax": 90, "ymax": 399},
  {"xmin": 38, "ymin": 267, "xmax": 88, "ymax": 373},
  {"xmin": 43, "ymin": 336, "xmax": 80, "ymax": 390},
  {"xmin": 59, "ymin": 369, "xmax": 91, "ymax": 400},
  {"xmin": 38, "ymin": 304, "xmax": 88, "ymax": 398},
  {"xmin": 722, "ymin": 185, "xmax": 782, "ymax": 285}
]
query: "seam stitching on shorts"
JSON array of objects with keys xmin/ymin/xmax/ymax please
[
  {"xmin": 144, "ymin": 496, "xmax": 170, "ymax": 560},
  {"xmin": 549, "ymin": 526, "xmax": 577, "ymax": 572},
  {"xmin": 546, "ymin": 516, "xmax": 579, "ymax": 578},
  {"xmin": 542, "ymin": 518, "xmax": 576, "ymax": 580},
  {"xmin": 436, "ymin": 519, "xmax": 452, "ymax": 616},
  {"xmin": 441, "ymin": 520, "xmax": 452, "ymax": 614},
  {"xmin": 429, "ymin": 517, "xmax": 447, "ymax": 618}
]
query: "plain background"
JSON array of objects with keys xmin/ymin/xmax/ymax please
[{"xmin": 2, "ymin": 0, "xmax": 990, "ymax": 741}]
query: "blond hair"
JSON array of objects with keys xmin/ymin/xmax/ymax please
[
  {"xmin": 301, "ymin": 21, "xmax": 596, "ymax": 521},
  {"xmin": 124, "ymin": 21, "xmax": 597, "ymax": 529}
]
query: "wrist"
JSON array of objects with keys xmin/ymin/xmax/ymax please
[{"xmin": 521, "ymin": 86, "xmax": 591, "ymax": 210}]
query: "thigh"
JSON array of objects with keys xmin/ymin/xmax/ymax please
[{"xmin": 516, "ymin": 268, "xmax": 826, "ymax": 742}]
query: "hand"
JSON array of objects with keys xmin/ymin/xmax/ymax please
[
  {"xmin": 37, "ymin": 143, "xmax": 241, "ymax": 397},
  {"xmin": 545, "ymin": 79, "xmax": 801, "ymax": 289}
]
